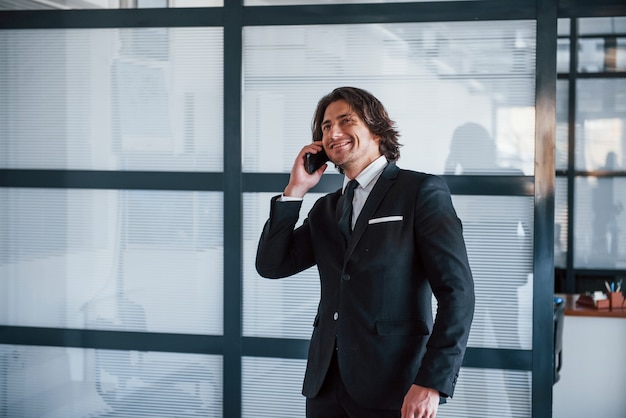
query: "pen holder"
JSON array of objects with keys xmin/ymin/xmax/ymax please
[{"xmin": 609, "ymin": 292, "xmax": 625, "ymax": 311}]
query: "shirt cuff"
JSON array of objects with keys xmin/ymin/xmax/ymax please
[{"xmin": 278, "ymin": 195, "xmax": 304, "ymax": 202}]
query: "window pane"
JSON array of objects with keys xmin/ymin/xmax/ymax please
[
  {"xmin": 579, "ymin": 17, "xmax": 626, "ymax": 36},
  {"xmin": 555, "ymin": 177, "xmax": 568, "ymax": 269},
  {"xmin": 0, "ymin": 188, "xmax": 224, "ymax": 335},
  {"xmin": 574, "ymin": 177, "xmax": 626, "ymax": 269},
  {"xmin": 0, "ymin": 344, "xmax": 222, "ymax": 417},
  {"xmin": 0, "ymin": 27, "xmax": 223, "ymax": 171},
  {"xmin": 576, "ymin": 16, "xmax": 626, "ymax": 73},
  {"xmin": 618, "ymin": 38, "xmax": 626, "ymax": 72},
  {"xmin": 557, "ymin": 18, "xmax": 570, "ymax": 37},
  {"xmin": 437, "ymin": 368, "xmax": 531, "ymax": 418},
  {"xmin": 577, "ymin": 37, "xmax": 626, "ymax": 73},
  {"xmin": 557, "ymin": 38, "xmax": 570, "ymax": 73},
  {"xmin": 575, "ymin": 79, "xmax": 626, "ymax": 171},
  {"xmin": 453, "ymin": 196, "xmax": 534, "ymax": 350},
  {"xmin": 556, "ymin": 80, "xmax": 569, "ymax": 171},
  {"xmin": 242, "ymin": 357, "xmax": 306, "ymax": 418},
  {"xmin": 578, "ymin": 38, "xmax": 606, "ymax": 73},
  {"xmin": 242, "ymin": 21, "xmax": 536, "ymax": 175},
  {"xmin": 243, "ymin": 193, "xmax": 321, "ymax": 339}
]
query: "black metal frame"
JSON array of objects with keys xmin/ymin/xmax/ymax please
[{"xmin": 1, "ymin": 1, "xmax": 624, "ymax": 416}]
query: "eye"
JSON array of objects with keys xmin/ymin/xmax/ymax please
[{"xmin": 322, "ymin": 125, "xmax": 330, "ymax": 131}]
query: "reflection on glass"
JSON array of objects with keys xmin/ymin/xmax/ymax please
[
  {"xmin": 0, "ymin": 189, "xmax": 224, "ymax": 335},
  {"xmin": 575, "ymin": 177, "xmax": 626, "ymax": 269},
  {"xmin": 242, "ymin": 21, "xmax": 536, "ymax": 175},
  {"xmin": 444, "ymin": 122, "xmax": 525, "ymax": 175},
  {"xmin": 591, "ymin": 163, "xmax": 623, "ymax": 264},
  {"xmin": 575, "ymin": 79, "xmax": 625, "ymax": 171},
  {"xmin": 0, "ymin": 344, "xmax": 222, "ymax": 417}
]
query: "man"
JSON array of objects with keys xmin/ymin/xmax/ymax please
[{"xmin": 256, "ymin": 87, "xmax": 474, "ymax": 418}]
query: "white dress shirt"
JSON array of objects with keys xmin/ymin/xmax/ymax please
[
  {"xmin": 343, "ymin": 155, "xmax": 387, "ymax": 230},
  {"xmin": 281, "ymin": 155, "xmax": 388, "ymax": 231}
]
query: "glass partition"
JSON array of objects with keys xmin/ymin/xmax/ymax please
[
  {"xmin": 241, "ymin": 357, "xmax": 531, "ymax": 418},
  {"xmin": 0, "ymin": 344, "xmax": 222, "ymax": 417},
  {"xmin": 574, "ymin": 177, "xmax": 626, "ymax": 269},
  {"xmin": 243, "ymin": 193, "xmax": 322, "ymax": 339},
  {"xmin": 242, "ymin": 21, "xmax": 536, "ymax": 175},
  {"xmin": 0, "ymin": 27, "xmax": 223, "ymax": 171},
  {"xmin": 0, "ymin": 188, "xmax": 224, "ymax": 335},
  {"xmin": 243, "ymin": 192, "xmax": 534, "ymax": 349}
]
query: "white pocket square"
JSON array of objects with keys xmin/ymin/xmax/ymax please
[{"xmin": 368, "ymin": 216, "xmax": 403, "ymax": 224}]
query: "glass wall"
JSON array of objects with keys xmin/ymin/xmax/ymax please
[
  {"xmin": 1, "ymin": 0, "xmax": 596, "ymax": 416},
  {"xmin": 241, "ymin": 19, "xmax": 535, "ymax": 417},
  {"xmin": 0, "ymin": 344, "xmax": 222, "ymax": 417},
  {"xmin": 242, "ymin": 22, "xmax": 536, "ymax": 176},
  {"xmin": 555, "ymin": 16, "xmax": 626, "ymax": 291},
  {"xmin": 0, "ymin": 188, "xmax": 224, "ymax": 334},
  {"xmin": 0, "ymin": 25, "xmax": 225, "ymax": 416}
]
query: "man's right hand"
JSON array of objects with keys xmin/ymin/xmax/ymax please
[{"xmin": 283, "ymin": 143, "xmax": 328, "ymax": 198}]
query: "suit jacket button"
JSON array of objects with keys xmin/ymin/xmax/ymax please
[
  {"xmin": 342, "ymin": 274, "xmax": 350, "ymax": 281},
  {"xmin": 333, "ymin": 312, "xmax": 338, "ymax": 320}
]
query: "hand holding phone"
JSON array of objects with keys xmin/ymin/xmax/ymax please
[{"xmin": 304, "ymin": 147, "xmax": 329, "ymax": 174}]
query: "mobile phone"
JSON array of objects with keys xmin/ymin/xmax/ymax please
[{"xmin": 304, "ymin": 148, "xmax": 329, "ymax": 174}]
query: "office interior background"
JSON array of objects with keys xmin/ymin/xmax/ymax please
[{"xmin": 0, "ymin": 0, "xmax": 625, "ymax": 417}]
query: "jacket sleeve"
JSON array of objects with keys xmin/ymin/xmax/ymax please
[
  {"xmin": 413, "ymin": 175, "xmax": 475, "ymax": 398},
  {"xmin": 255, "ymin": 195, "xmax": 316, "ymax": 279}
]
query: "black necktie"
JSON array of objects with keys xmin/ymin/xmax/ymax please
[{"xmin": 338, "ymin": 179, "xmax": 359, "ymax": 241}]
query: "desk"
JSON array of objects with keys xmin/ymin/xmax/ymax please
[
  {"xmin": 560, "ymin": 293, "xmax": 626, "ymax": 318},
  {"xmin": 553, "ymin": 295, "xmax": 626, "ymax": 418}
]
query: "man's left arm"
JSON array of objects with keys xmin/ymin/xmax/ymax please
[{"xmin": 413, "ymin": 175, "xmax": 475, "ymax": 399}]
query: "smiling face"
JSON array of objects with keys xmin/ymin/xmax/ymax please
[{"xmin": 321, "ymin": 100, "xmax": 382, "ymax": 179}]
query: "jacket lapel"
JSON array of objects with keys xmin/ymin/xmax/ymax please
[{"xmin": 344, "ymin": 162, "xmax": 400, "ymax": 259}]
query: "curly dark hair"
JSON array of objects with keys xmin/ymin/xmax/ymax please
[{"xmin": 311, "ymin": 87, "xmax": 401, "ymax": 162}]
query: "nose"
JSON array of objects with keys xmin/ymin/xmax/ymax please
[{"xmin": 328, "ymin": 123, "xmax": 342, "ymax": 138}]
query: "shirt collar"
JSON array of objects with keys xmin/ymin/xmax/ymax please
[{"xmin": 342, "ymin": 155, "xmax": 388, "ymax": 192}]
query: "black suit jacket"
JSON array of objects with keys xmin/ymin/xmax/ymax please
[{"xmin": 256, "ymin": 162, "xmax": 474, "ymax": 410}]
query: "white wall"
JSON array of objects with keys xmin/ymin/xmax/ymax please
[{"xmin": 553, "ymin": 315, "xmax": 626, "ymax": 418}]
